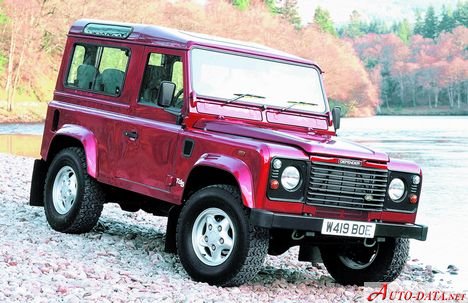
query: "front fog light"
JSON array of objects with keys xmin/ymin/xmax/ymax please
[
  {"xmin": 388, "ymin": 178, "xmax": 405, "ymax": 201},
  {"xmin": 412, "ymin": 175, "xmax": 421, "ymax": 185},
  {"xmin": 281, "ymin": 166, "xmax": 301, "ymax": 190},
  {"xmin": 273, "ymin": 159, "xmax": 282, "ymax": 170}
]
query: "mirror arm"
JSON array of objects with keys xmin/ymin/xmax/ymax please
[
  {"xmin": 176, "ymin": 113, "xmax": 184, "ymax": 126},
  {"xmin": 162, "ymin": 107, "xmax": 185, "ymax": 125}
]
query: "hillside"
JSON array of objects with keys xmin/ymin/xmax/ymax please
[
  {"xmin": 0, "ymin": 0, "xmax": 467, "ymax": 121},
  {"xmin": 0, "ymin": 0, "xmax": 379, "ymax": 119},
  {"xmin": 298, "ymin": 0, "xmax": 461, "ymax": 24}
]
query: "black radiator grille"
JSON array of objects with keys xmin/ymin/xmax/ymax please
[{"xmin": 306, "ymin": 162, "xmax": 388, "ymax": 211}]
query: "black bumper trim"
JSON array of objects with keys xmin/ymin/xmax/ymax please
[{"xmin": 250, "ymin": 209, "xmax": 428, "ymax": 241}]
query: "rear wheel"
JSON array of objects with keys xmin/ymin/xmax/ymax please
[
  {"xmin": 176, "ymin": 185, "xmax": 268, "ymax": 286},
  {"xmin": 320, "ymin": 238, "xmax": 409, "ymax": 286},
  {"xmin": 44, "ymin": 147, "xmax": 104, "ymax": 234}
]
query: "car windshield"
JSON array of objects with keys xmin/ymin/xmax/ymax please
[{"xmin": 190, "ymin": 48, "xmax": 327, "ymax": 113}]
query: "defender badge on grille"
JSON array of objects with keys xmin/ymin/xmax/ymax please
[
  {"xmin": 364, "ymin": 194, "xmax": 373, "ymax": 202},
  {"xmin": 338, "ymin": 159, "xmax": 363, "ymax": 166}
]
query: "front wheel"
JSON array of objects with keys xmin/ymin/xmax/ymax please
[
  {"xmin": 176, "ymin": 185, "xmax": 268, "ymax": 286},
  {"xmin": 320, "ymin": 238, "xmax": 409, "ymax": 286}
]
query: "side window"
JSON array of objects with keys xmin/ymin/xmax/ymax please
[
  {"xmin": 139, "ymin": 52, "xmax": 184, "ymax": 111},
  {"xmin": 67, "ymin": 45, "xmax": 86, "ymax": 85},
  {"xmin": 65, "ymin": 44, "xmax": 130, "ymax": 96}
]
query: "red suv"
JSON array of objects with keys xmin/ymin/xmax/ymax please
[{"xmin": 30, "ymin": 20, "xmax": 427, "ymax": 287}]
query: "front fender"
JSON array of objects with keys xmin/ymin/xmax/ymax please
[
  {"xmin": 48, "ymin": 124, "xmax": 98, "ymax": 178},
  {"xmin": 194, "ymin": 154, "xmax": 255, "ymax": 208},
  {"xmin": 387, "ymin": 158, "xmax": 422, "ymax": 175}
]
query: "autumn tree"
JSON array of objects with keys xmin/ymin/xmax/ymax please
[
  {"xmin": 2, "ymin": 0, "xmax": 45, "ymax": 111},
  {"xmin": 0, "ymin": 0, "xmax": 8, "ymax": 76}
]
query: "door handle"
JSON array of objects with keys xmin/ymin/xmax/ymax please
[{"xmin": 124, "ymin": 130, "xmax": 138, "ymax": 141}]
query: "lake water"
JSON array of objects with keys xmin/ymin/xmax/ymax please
[
  {"xmin": 1, "ymin": 116, "xmax": 467, "ymax": 287},
  {"xmin": 340, "ymin": 116, "xmax": 468, "ymax": 288},
  {"xmin": 0, "ymin": 123, "xmax": 44, "ymax": 157}
]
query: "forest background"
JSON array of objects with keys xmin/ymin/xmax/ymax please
[{"xmin": 0, "ymin": 0, "xmax": 467, "ymax": 122}]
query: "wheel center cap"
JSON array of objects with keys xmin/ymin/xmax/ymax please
[{"xmin": 207, "ymin": 229, "xmax": 218, "ymax": 244}]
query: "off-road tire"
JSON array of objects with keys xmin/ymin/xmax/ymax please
[
  {"xmin": 44, "ymin": 147, "xmax": 104, "ymax": 234},
  {"xmin": 320, "ymin": 238, "xmax": 409, "ymax": 286},
  {"xmin": 176, "ymin": 185, "xmax": 269, "ymax": 286}
]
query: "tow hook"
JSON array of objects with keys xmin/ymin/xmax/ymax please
[
  {"xmin": 364, "ymin": 238, "xmax": 376, "ymax": 248},
  {"xmin": 291, "ymin": 230, "xmax": 305, "ymax": 240}
]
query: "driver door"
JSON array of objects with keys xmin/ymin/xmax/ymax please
[{"xmin": 115, "ymin": 47, "xmax": 185, "ymax": 199}]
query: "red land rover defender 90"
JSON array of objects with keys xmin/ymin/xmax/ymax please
[{"xmin": 30, "ymin": 20, "xmax": 427, "ymax": 286}]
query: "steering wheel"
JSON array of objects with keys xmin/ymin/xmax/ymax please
[{"xmin": 174, "ymin": 89, "xmax": 184, "ymax": 108}]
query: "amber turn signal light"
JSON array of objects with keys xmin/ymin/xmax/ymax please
[
  {"xmin": 270, "ymin": 179, "xmax": 279, "ymax": 190},
  {"xmin": 409, "ymin": 194, "xmax": 418, "ymax": 204}
]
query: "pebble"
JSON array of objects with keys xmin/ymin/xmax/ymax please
[
  {"xmin": 447, "ymin": 264, "xmax": 459, "ymax": 275},
  {"xmin": 447, "ymin": 264, "xmax": 459, "ymax": 271},
  {"xmin": 0, "ymin": 153, "xmax": 458, "ymax": 302}
]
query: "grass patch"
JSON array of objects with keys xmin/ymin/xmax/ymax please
[{"xmin": 0, "ymin": 100, "xmax": 47, "ymax": 123}]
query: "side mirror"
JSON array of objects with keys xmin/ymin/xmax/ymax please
[
  {"xmin": 158, "ymin": 81, "xmax": 176, "ymax": 108},
  {"xmin": 332, "ymin": 106, "xmax": 341, "ymax": 131}
]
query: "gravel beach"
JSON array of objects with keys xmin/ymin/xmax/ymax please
[{"xmin": 0, "ymin": 153, "xmax": 462, "ymax": 302}]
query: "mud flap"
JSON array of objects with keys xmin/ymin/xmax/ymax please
[
  {"xmin": 29, "ymin": 159, "xmax": 48, "ymax": 206},
  {"xmin": 164, "ymin": 206, "xmax": 181, "ymax": 253}
]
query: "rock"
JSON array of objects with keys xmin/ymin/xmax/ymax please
[
  {"xmin": 344, "ymin": 290, "xmax": 354, "ymax": 297},
  {"xmin": 447, "ymin": 265, "xmax": 459, "ymax": 272},
  {"xmin": 57, "ymin": 286, "xmax": 68, "ymax": 294}
]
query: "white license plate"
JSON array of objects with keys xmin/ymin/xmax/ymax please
[{"xmin": 321, "ymin": 219, "xmax": 376, "ymax": 238}]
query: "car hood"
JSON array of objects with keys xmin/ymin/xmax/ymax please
[{"xmin": 196, "ymin": 120, "xmax": 389, "ymax": 162}]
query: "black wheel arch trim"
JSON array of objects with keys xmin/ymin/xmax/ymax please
[{"xmin": 250, "ymin": 209, "xmax": 428, "ymax": 241}]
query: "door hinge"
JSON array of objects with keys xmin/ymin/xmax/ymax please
[{"xmin": 166, "ymin": 175, "xmax": 176, "ymax": 187}]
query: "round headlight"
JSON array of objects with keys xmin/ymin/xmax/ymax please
[
  {"xmin": 281, "ymin": 166, "xmax": 301, "ymax": 191},
  {"xmin": 388, "ymin": 178, "xmax": 405, "ymax": 201}
]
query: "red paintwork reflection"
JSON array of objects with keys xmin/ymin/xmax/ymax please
[{"xmin": 195, "ymin": 120, "xmax": 389, "ymax": 162}]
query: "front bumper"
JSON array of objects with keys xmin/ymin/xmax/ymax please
[{"xmin": 250, "ymin": 209, "xmax": 428, "ymax": 241}]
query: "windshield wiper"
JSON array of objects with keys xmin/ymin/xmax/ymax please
[
  {"xmin": 225, "ymin": 93, "xmax": 265, "ymax": 104},
  {"xmin": 280, "ymin": 100, "xmax": 318, "ymax": 112}
]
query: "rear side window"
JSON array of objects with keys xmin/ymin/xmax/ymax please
[{"xmin": 65, "ymin": 44, "xmax": 130, "ymax": 96}]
